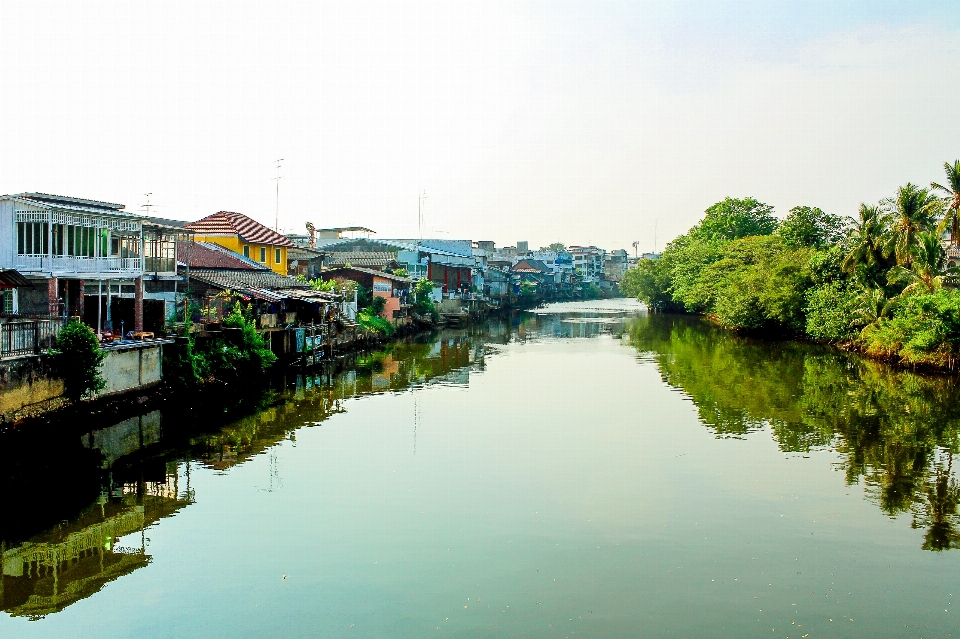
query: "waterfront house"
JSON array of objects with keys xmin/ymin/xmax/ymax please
[
  {"xmin": 321, "ymin": 266, "xmax": 411, "ymax": 325},
  {"xmin": 323, "ymin": 238, "xmax": 475, "ymax": 297},
  {"xmin": 178, "ymin": 241, "xmax": 338, "ymax": 329},
  {"xmin": 185, "ymin": 211, "xmax": 294, "ymax": 275},
  {"xmin": 0, "ymin": 192, "xmax": 156, "ymax": 333},
  {"xmin": 286, "ymin": 246, "xmax": 326, "ymax": 279}
]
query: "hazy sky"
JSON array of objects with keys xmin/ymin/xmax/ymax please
[{"xmin": 2, "ymin": 1, "xmax": 959, "ymax": 251}]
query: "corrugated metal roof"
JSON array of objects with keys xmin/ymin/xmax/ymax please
[
  {"xmin": 4, "ymin": 193, "xmax": 146, "ymax": 219},
  {"xmin": 188, "ymin": 269, "xmax": 340, "ymax": 303},
  {"xmin": 324, "ymin": 252, "xmax": 399, "ymax": 268},
  {"xmin": 177, "ymin": 242, "xmax": 268, "ymax": 270},
  {"xmin": 185, "ymin": 211, "xmax": 296, "ymax": 247},
  {"xmin": 323, "ymin": 266, "xmax": 412, "ymax": 284},
  {"xmin": 0, "ymin": 269, "xmax": 32, "ymax": 288}
]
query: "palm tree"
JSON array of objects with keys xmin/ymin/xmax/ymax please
[
  {"xmin": 933, "ymin": 160, "xmax": 960, "ymax": 246},
  {"xmin": 884, "ymin": 183, "xmax": 944, "ymax": 268},
  {"xmin": 887, "ymin": 231, "xmax": 950, "ymax": 296},
  {"xmin": 842, "ymin": 203, "xmax": 887, "ymax": 274}
]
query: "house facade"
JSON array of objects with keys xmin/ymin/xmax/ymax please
[
  {"xmin": 185, "ymin": 211, "xmax": 294, "ymax": 275},
  {"xmin": 0, "ymin": 192, "xmax": 158, "ymax": 332}
]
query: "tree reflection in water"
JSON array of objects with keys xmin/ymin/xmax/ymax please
[{"xmin": 627, "ymin": 313, "xmax": 960, "ymax": 551}]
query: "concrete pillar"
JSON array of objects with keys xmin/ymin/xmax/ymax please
[
  {"xmin": 134, "ymin": 277, "xmax": 144, "ymax": 332},
  {"xmin": 47, "ymin": 276, "xmax": 58, "ymax": 316},
  {"xmin": 78, "ymin": 280, "xmax": 85, "ymax": 319}
]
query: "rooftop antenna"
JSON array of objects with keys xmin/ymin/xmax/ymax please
[
  {"xmin": 418, "ymin": 188, "xmax": 427, "ymax": 242},
  {"xmin": 141, "ymin": 193, "xmax": 153, "ymax": 216},
  {"xmin": 632, "ymin": 240, "xmax": 639, "ymax": 258},
  {"xmin": 274, "ymin": 159, "xmax": 284, "ymax": 232}
]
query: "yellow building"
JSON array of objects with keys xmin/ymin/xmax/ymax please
[{"xmin": 184, "ymin": 211, "xmax": 294, "ymax": 275}]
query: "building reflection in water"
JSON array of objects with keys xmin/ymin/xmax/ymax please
[
  {"xmin": 1, "ymin": 464, "xmax": 193, "ymax": 619},
  {"xmin": 0, "ymin": 329, "xmax": 495, "ymax": 619}
]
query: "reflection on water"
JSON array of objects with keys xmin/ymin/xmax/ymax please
[
  {"xmin": 5, "ymin": 300, "xmax": 960, "ymax": 637},
  {"xmin": 628, "ymin": 313, "xmax": 960, "ymax": 551},
  {"xmin": 1, "ymin": 466, "xmax": 192, "ymax": 619}
]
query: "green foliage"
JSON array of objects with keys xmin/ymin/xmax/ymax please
[
  {"xmin": 53, "ymin": 320, "xmax": 105, "ymax": 401},
  {"xmin": 541, "ymin": 242, "xmax": 567, "ymax": 252},
  {"xmin": 357, "ymin": 310, "xmax": 396, "ymax": 337},
  {"xmin": 356, "ymin": 284, "xmax": 372, "ymax": 309},
  {"xmin": 777, "ymin": 205, "xmax": 845, "ymax": 248},
  {"xmin": 163, "ymin": 336, "xmax": 201, "ymax": 387},
  {"xmin": 191, "ymin": 305, "xmax": 277, "ymax": 383},
  {"xmin": 412, "ymin": 278, "xmax": 439, "ymax": 320},
  {"xmin": 804, "ymin": 280, "xmax": 861, "ymax": 342},
  {"xmin": 861, "ymin": 289, "xmax": 960, "ymax": 368},
  {"xmin": 392, "ymin": 268, "xmax": 408, "ymax": 277},
  {"xmin": 368, "ymin": 294, "xmax": 387, "ymax": 317},
  {"xmin": 520, "ymin": 280, "xmax": 538, "ymax": 302},
  {"xmin": 309, "ymin": 278, "xmax": 337, "ymax": 293},
  {"xmin": 691, "ymin": 196, "xmax": 778, "ymax": 242},
  {"xmin": 619, "ymin": 259, "xmax": 677, "ymax": 311}
]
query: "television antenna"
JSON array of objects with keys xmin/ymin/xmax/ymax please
[
  {"xmin": 418, "ymin": 188, "xmax": 428, "ymax": 241},
  {"xmin": 274, "ymin": 159, "xmax": 284, "ymax": 231},
  {"xmin": 141, "ymin": 193, "xmax": 154, "ymax": 216}
]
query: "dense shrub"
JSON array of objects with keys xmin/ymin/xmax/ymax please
[{"xmin": 53, "ymin": 320, "xmax": 105, "ymax": 401}]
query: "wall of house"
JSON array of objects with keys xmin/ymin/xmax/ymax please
[
  {"xmin": 0, "ymin": 200, "xmax": 15, "ymax": 268},
  {"xmin": 191, "ymin": 234, "xmax": 287, "ymax": 275}
]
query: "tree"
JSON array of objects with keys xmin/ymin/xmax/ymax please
[
  {"xmin": 887, "ymin": 231, "xmax": 950, "ymax": 296},
  {"xmin": 691, "ymin": 197, "xmax": 778, "ymax": 242},
  {"xmin": 842, "ymin": 203, "xmax": 887, "ymax": 275},
  {"xmin": 933, "ymin": 160, "xmax": 960, "ymax": 246},
  {"xmin": 53, "ymin": 320, "xmax": 105, "ymax": 401},
  {"xmin": 777, "ymin": 205, "xmax": 845, "ymax": 248},
  {"xmin": 541, "ymin": 242, "xmax": 566, "ymax": 252},
  {"xmin": 883, "ymin": 183, "xmax": 943, "ymax": 268}
]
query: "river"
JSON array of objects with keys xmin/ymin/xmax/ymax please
[{"xmin": 2, "ymin": 299, "xmax": 959, "ymax": 638}]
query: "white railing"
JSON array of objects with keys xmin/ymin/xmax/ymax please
[{"xmin": 15, "ymin": 255, "xmax": 143, "ymax": 275}]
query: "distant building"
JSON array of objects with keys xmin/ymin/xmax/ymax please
[{"xmin": 517, "ymin": 241, "xmax": 529, "ymax": 253}]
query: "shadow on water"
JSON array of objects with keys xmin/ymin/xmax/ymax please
[{"xmin": 627, "ymin": 313, "xmax": 960, "ymax": 552}]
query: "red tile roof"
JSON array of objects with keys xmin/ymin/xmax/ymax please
[
  {"xmin": 177, "ymin": 241, "xmax": 267, "ymax": 270},
  {"xmin": 185, "ymin": 211, "xmax": 295, "ymax": 248}
]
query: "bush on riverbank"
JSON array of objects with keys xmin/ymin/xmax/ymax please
[
  {"xmin": 620, "ymin": 161, "xmax": 960, "ymax": 370},
  {"xmin": 52, "ymin": 319, "xmax": 105, "ymax": 400}
]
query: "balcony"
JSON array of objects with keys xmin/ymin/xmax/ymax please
[{"xmin": 15, "ymin": 255, "xmax": 143, "ymax": 277}]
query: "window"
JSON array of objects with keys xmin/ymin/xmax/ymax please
[
  {"xmin": 243, "ymin": 245, "xmax": 250, "ymax": 258},
  {"xmin": 16, "ymin": 222, "xmax": 49, "ymax": 255},
  {"xmin": 260, "ymin": 247, "xmax": 266, "ymax": 262},
  {"xmin": 275, "ymin": 248, "xmax": 281, "ymax": 263}
]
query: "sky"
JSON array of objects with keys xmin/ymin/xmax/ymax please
[{"xmin": 1, "ymin": 0, "xmax": 959, "ymax": 252}]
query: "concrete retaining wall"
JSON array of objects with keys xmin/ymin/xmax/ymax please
[
  {"xmin": 0, "ymin": 342, "xmax": 167, "ymax": 423},
  {"xmin": 0, "ymin": 355, "xmax": 67, "ymax": 423},
  {"xmin": 100, "ymin": 343, "xmax": 165, "ymax": 396}
]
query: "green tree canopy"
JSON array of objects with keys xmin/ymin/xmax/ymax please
[
  {"xmin": 690, "ymin": 197, "xmax": 778, "ymax": 242},
  {"xmin": 777, "ymin": 205, "xmax": 845, "ymax": 248}
]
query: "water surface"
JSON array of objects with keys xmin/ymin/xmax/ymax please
[{"xmin": 2, "ymin": 300, "xmax": 959, "ymax": 638}]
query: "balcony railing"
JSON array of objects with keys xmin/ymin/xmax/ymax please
[
  {"xmin": 15, "ymin": 255, "xmax": 143, "ymax": 275},
  {"xmin": 0, "ymin": 318, "xmax": 67, "ymax": 359}
]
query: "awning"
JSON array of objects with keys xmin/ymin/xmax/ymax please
[{"xmin": 0, "ymin": 269, "xmax": 32, "ymax": 288}]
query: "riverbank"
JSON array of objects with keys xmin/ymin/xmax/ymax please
[{"xmin": 621, "ymin": 181, "xmax": 960, "ymax": 373}]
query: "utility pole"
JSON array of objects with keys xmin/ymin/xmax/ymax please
[{"xmin": 274, "ymin": 159, "xmax": 284, "ymax": 231}]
